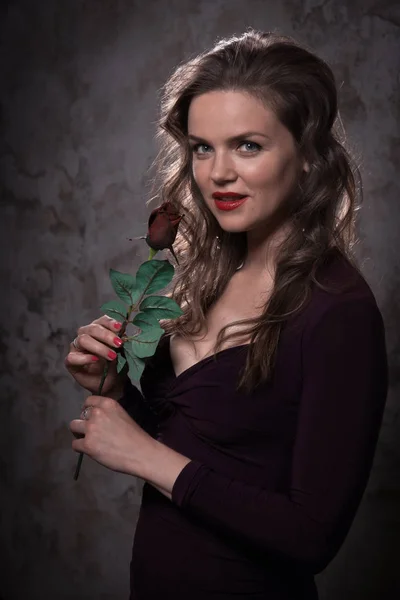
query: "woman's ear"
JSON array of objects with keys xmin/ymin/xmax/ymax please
[{"xmin": 303, "ymin": 160, "xmax": 310, "ymax": 173}]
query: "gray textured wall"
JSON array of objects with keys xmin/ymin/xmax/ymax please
[{"xmin": 0, "ymin": 1, "xmax": 399, "ymax": 599}]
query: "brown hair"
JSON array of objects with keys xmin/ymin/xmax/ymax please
[{"xmin": 148, "ymin": 29, "xmax": 362, "ymax": 393}]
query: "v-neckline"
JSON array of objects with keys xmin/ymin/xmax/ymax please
[{"xmin": 166, "ymin": 335, "xmax": 250, "ymax": 382}]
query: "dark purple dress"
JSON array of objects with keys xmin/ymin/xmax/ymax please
[{"xmin": 120, "ymin": 252, "xmax": 388, "ymax": 599}]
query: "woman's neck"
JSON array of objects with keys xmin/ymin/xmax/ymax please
[{"xmin": 241, "ymin": 221, "xmax": 292, "ymax": 276}]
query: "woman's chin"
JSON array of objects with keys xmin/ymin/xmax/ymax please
[{"xmin": 218, "ymin": 223, "xmax": 249, "ymax": 234}]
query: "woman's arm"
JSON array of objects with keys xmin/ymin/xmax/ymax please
[
  {"xmin": 117, "ymin": 378, "xmax": 159, "ymax": 439},
  {"xmin": 144, "ymin": 298, "xmax": 388, "ymax": 573}
]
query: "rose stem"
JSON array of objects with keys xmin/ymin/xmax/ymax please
[
  {"xmin": 73, "ymin": 248, "xmax": 159, "ymax": 481},
  {"xmin": 73, "ymin": 318, "xmax": 129, "ymax": 481}
]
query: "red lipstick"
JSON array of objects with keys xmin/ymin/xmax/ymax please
[{"xmin": 212, "ymin": 192, "xmax": 248, "ymax": 211}]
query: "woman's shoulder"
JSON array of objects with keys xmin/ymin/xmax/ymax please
[
  {"xmin": 295, "ymin": 249, "xmax": 383, "ymax": 331},
  {"xmin": 318, "ymin": 248, "xmax": 378, "ymax": 299}
]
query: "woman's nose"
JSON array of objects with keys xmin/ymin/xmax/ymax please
[{"xmin": 210, "ymin": 152, "xmax": 237, "ymax": 183}]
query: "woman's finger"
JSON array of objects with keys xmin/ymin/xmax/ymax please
[
  {"xmin": 65, "ymin": 351, "xmax": 101, "ymax": 368},
  {"xmin": 72, "ymin": 332, "xmax": 120, "ymax": 361},
  {"xmin": 71, "ymin": 437, "xmax": 86, "ymax": 453},
  {"xmin": 70, "ymin": 418, "xmax": 87, "ymax": 437},
  {"xmin": 93, "ymin": 314, "xmax": 124, "ymax": 333},
  {"xmin": 69, "ymin": 336, "xmax": 84, "ymax": 354},
  {"xmin": 72, "ymin": 315, "xmax": 123, "ymax": 348},
  {"xmin": 82, "ymin": 395, "xmax": 109, "ymax": 410}
]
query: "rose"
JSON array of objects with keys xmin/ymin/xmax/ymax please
[
  {"xmin": 73, "ymin": 202, "xmax": 183, "ymax": 480},
  {"xmin": 135, "ymin": 201, "xmax": 183, "ymax": 263},
  {"xmin": 147, "ymin": 201, "xmax": 183, "ymax": 253}
]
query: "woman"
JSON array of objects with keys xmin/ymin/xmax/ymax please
[{"xmin": 66, "ymin": 30, "xmax": 388, "ymax": 599}]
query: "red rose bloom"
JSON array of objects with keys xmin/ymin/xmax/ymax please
[{"xmin": 146, "ymin": 202, "xmax": 183, "ymax": 255}]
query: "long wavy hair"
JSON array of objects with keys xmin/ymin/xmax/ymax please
[{"xmin": 147, "ymin": 29, "xmax": 362, "ymax": 394}]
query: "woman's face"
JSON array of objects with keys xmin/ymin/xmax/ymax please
[{"xmin": 187, "ymin": 90, "xmax": 307, "ymax": 235}]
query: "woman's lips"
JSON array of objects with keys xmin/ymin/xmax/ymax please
[{"xmin": 213, "ymin": 196, "xmax": 248, "ymax": 211}]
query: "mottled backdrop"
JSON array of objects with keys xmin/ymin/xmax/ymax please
[{"xmin": 0, "ymin": 0, "xmax": 399, "ymax": 599}]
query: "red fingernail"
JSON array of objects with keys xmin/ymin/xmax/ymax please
[
  {"xmin": 114, "ymin": 337, "xmax": 123, "ymax": 347},
  {"xmin": 108, "ymin": 350, "xmax": 117, "ymax": 360},
  {"xmin": 91, "ymin": 356, "xmax": 99, "ymax": 362},
  {"xmin": 113, "ymin": 322, "xmax": 122, "ymax": 330}
]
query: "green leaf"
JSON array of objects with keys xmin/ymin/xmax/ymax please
[
  {"xmin": 100, "ymin": 300, "xmax": 128, "ymax": 321},
  {"xmin": 128, "ymin": 326, "xmax": 164, "ymax": 358},
  {"xmin": 139, "ymin": 295, "xmax": 183, "ymax": 320},
  {"xmin": 135, "ymin": 259, "xmax": 174, "ymax": 297},
  {"xmin": 132, "ymin": 311, "xmax": 162, "ymax": 333},
  {"xmin": 124, "ymin": 345, "xmax": 147, "ymax": 382},
  {"xmin": 116, "ymin": 353, "xmax": 127, "ymax": 374},
  {"xmin": 109, "ymin": 268, "xmax": 140, "ymax": 305}
]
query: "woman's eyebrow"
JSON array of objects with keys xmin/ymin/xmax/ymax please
[{"xmin": 188, "ymin": 131, "xmax": 271, "ymax": 143}]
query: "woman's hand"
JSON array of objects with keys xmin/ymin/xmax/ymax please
[
  {"xmin": 70, "ymin": 395, "xmax": 156, "ymax": 477},
  {"xmin": 70, "ymin": 396, "xmax": 192, "ymax": 494},
  {"xmin": 64, "ymin": 315, "xmax": 126, "ymax": 397}
]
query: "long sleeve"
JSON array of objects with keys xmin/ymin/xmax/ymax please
[
  {"xmin": 118, "ymin": 379, "xmax": 159, "ymax": 438},
  {"xmin": 171, "ymin": 298, "xmax": 388, "ymax": 573}
]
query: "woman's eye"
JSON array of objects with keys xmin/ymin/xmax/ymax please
[
  {"xmin": 239, "ymin": 141, "xmax": 261, "ymax": 152},
  {"xmin": 190, "ymin": 141, "xmax": 261, "ymax": 155},
  {"xmin": 192, "ymin": 143, "xmax": 211, "ymax": 154}
]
